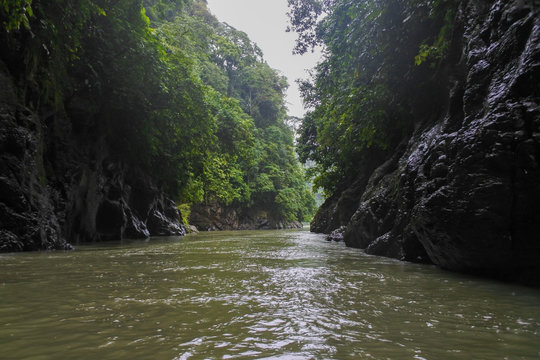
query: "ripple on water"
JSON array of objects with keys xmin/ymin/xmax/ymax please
[{"xmin": 0, "ymin": 230, "xmax": 539, "ymax": 359}]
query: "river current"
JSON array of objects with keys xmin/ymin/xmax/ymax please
[{"xmin": 1, "ymin": 229, "xmax": 539, "ymax": 359}]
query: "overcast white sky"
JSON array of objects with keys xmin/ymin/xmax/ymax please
[{"xmin": 206, "ymin": 0, "xmax": 321, "ymax": 118}]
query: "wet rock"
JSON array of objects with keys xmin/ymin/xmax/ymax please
[
  {"xmin": 326, "ymin": 226, "xmax": 346, "ymax": 242},
  {"xmin": 190, "ymin": 203, "xmax": 302, "ymax": 231},
  {"xmin": 406, "ymin": 0, "xmax": 540, "ymax": 277},
  {"xmin": 146, "ymin": 204, "xmax": 185, "ymax": 237},
  {"xmin": 0, "ymin": 63, "xmax": 69, "ymax": 251},
  {"xmin": 189, "ymin": 203, "xmax": 239, "ymax": 231},
  {"xmin": 0, "ymin": 58, "xmax": 185, "ymax": 251},
  {"xmin": 123, "ymin": 208, "xmax": 150, "ymax": 239},
  {"xmin": 310, "ymin": 149, "xmax": 387, "ymax": 234},
  {"xmin": 313, "ymin": 0, "xmax": 540, "ymax": 283}
]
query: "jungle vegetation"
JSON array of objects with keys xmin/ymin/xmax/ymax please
[
  {"xmin": 287, "ymin": 0, "xmax": 457, "ymax": 197},
  {"xmin": 0, "ymin": 0, "xmax": 316, "ymax": 223}
]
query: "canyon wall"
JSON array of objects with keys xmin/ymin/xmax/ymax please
[{"xmin": 313, "ymin": 0, "xmax": 540, "ymax": 283}]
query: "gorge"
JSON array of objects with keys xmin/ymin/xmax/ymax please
[
  {"xmin": 1, "ymin": 0, "xmax": 540, "ymax": 358},
  {"xmin": 0, "ymin": 0, "xmax": 539, "ymax": 287},
  {"xmin": 292, "ymin": 0, "xmax": 540, "ymax": 286},
  {"xmin": 0, "ymin": 0, "xmax": 314, "ymax": 252}
]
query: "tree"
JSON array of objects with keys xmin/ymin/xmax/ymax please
[
  {"xmin": 1, "ymin": 0, "xmax": 316, "ymax": 224},
  {"xmin": 288, "ymin": 0, "xmax": 457, "ymax": 195}
]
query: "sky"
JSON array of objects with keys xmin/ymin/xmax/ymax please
[{"xmin": 206, "ymin": 0, "xmax": 322, "ymax": 118}]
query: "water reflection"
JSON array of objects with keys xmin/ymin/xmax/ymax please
[{"xmin": 0, "ymin": 230, "xmax": 539, "ymax": 359}]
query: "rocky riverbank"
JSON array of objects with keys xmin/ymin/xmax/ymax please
[
  {"xmin": 312, "ymin": 0, "xmax": 540, "ymax": 284},
  {"xmin": 0, "ymin": 61, "xmax": 185, "ymax": 252},
  {"xmin": 190, "ymin": 203, "xmax": 302, "ymax": 231}
]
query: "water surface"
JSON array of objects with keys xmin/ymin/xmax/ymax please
[{"xmin": 1, "ymin": 230, "xmax": 539, "ymax": 359}]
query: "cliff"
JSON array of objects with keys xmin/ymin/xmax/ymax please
[
  {"xmin": 190, "ymin": 203, "xmax": 302, "ymax": 231},
  {"xmin": 312, "ymin": 0, "xmax": 540, "ymax": 283},
  {"xmin": 0, "ymin": 61, "xmax": 185, "ymax": 252}
]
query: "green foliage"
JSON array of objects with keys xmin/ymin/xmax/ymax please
[
  {"xmin": 177, "ymin": 203, "xmax": 191, "ymax": 226},
  {"xmin": 161, "ymin": 1, "xmax": 316, "ymax": 222},
  {"xmin": 0, "ymin": 0, "xmax": 33, "ymax": 32},
  {"xmin": 1, "ymin": 0, "xmax": 316, "ymax": 224},
  {"xmin": 142, "ymin": 0, "xmax": 191, "ymax": 24},
  {"xmin": 289, "ymin": 0, "xmax": 457, "ymax": 195},
  {"xmin": 0, "ymin": 0, "xmax": 110, "ymax": 111},
  {"xmin": 414, "ymin": 4, "xmax": 456, "ymax": 65}
]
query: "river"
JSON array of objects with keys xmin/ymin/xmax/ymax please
[{"xmin": 0, "ymin": 229, "xmax": 539, "ymax": 359}]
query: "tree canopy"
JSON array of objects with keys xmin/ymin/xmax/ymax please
[
  {"xmin": 0, "ymin": 0, "xmax": 316, "ymax": 224},
  {"xmin": 288, "ymin": 0, "xmax": 457, "ymax": 196}
]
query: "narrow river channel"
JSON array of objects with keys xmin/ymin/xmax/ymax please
[{"xmin": 1, "ymin": 229, "xmax": 539, "ymax": 359}]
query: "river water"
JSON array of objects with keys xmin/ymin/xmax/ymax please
[{"xmin": 0, "ymin": 229, "xmax": 539, "ymax": 359}]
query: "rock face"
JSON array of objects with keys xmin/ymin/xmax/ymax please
[
  {"xmin": 63, "ymin": 163, "xmax": 186, "ymax": 243},
  {"xmin": 0, "ymin": 61, "xmax": 185, "ymax": 252},
  {"xmin": 326, "ymin": 226, "xmax": 346, "ymax": 242},
  {"xmin": 0, "ymin": 63, "xmax": 67, "ymax": 251},
  {"xmin": 310, "ymin": 158, "xmax": 383, "ymax": 234},
  {"xmin": 190, "ymin": 203, "xmax": 302, "ymax": 231},
  {"xmin": 313, "ymin": 0, "xmax": 540, "ymax": 282}
]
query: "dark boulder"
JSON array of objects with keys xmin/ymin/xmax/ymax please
[
  {"xmin": 63, "ymin": 162, "xmax": 186, "ymax": 243},
  {"xmin": 123, "ymin": 207, "xmax": 150, "ymax": 239},
  {"xmin": 146, "ymin": 200, "xmax": 186, "ymax": 236},
  {"xmin": 326, "ymin": 226, "xmax": 346, "ymax": 242}
]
